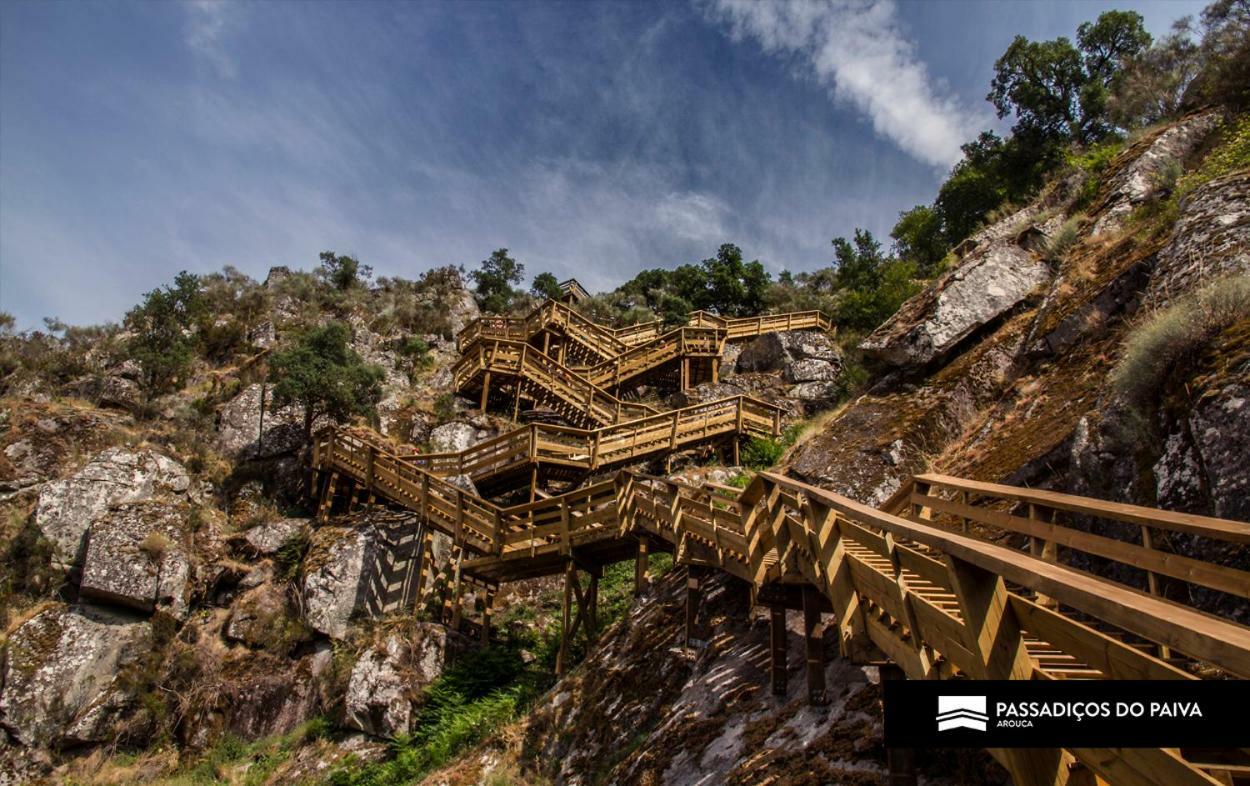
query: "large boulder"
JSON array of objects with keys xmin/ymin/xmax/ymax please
[
  {"xmin": 302, "ymin": 525, "xmax": 379, "ymax": 639},
  {"xmin": 736, "ymin": 331, "xmax": 840, "ymax": 375},
  {"xmin": 1092, "ymin": 111, "xmax": 1221, "ymax": 236},
  {"xmin": 429, "ymin": 422, "xmax": 482, "ymax": 453},
  {"xmin": 0, "ymin": 604, "xmax": 152, "ymax": 748},
  {"xmin": 215, "ymin": 384, "xmax": 307, "ymax": 460},
  {"xmin": 345, "ymin": 624, "xmax": 460, "ymax": 737},
  {"xmin": 240, "ymin": 517, "xmax": 309, "ymax": 556},
  {"xmin": 177, "ymin": 645, "xmax": 332, "ymax": 750},
  {"xmin": 79, "ymin": 501, "xmax": 193, "ymax": 618},
  {"xmin": 34, "ymin": 447, "xmax": 192, "ymax": 566},
  {"xmin": 860, "ymin": 241, "xmax": 1050, "ymax": 369}
]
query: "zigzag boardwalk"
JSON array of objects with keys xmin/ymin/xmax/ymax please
[
  {"xmin": 309, "ymin": 304, "xmax": 1250, "ymax": 786},
  {"xmin": 311, "ymin": 428, "xmax": 1250, "ymax": 786},
  {"xmin": 453, "ymin": 300, "xmax": 832, "ymax": 420}
]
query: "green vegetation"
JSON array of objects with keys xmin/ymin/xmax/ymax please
[
  {"xmin": 612, "ymin": 243, "xmax": 770, "ymax": 322},
  {"xmin": 473, "ymin": 248, "xmax": 525, "ymax": 314},
  {"xmin": 1178, "ymin": 113, "xmax": 1250, "ymax": 196},
  {"xmin": 126, "ymin": 271, "xmax": 208, "ymax": 396},
  {"xmin": 318, "ymin": 252, "xmax": 373, "ymax": 291},
  {"xmin": 1045, "ymin": 215, "xmax": 1085, "ymax": 264},
  {"xmin": 530, "ymin": 271, "xmax": 563, "ymax": 301},
  {"xmin": 267, "ymin": 322, "xmax": 385, "ymax": 437},
  {"xmin": 741, "ymin": 423, "xmax": 806, "ymax": 471},
  {"xmin": 1112, "ymin": 276, "xmax": 1250, "ymax": 412}
]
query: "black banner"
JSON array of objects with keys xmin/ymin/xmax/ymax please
[{"xmin": 884, "ymin": 680, "xmax": 1250, "ymax": 748}]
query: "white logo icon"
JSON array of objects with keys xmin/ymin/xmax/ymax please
[{"xmin": 937, "ymin": 696, "xmax": 988, "ymax": 731}]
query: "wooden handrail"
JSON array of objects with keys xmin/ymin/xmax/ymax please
[
  {"xmin": 313, "ymin": 424, "xmax": 1250, "ymax": 783},
  {"xmin": 916, "ymin": 473, "xmax": 1250, "ymax": 543}
]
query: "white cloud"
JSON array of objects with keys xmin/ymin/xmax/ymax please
[
  {"xmin": 185, "ymin": 0, "xmax": 238, "ymax": 79},
  {"xmin": 707, "ymin": 0, "xmax": 989, "ymax": 168}
]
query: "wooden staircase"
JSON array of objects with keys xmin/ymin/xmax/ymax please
[
  {"xmin": 457, "ymin": 300, "xmax": 832, "ymax": 390},
  {"xmin": 310, "ymin": 426, "xmax": 1250, "ymax": 786},
  {"xmin": 406, "ymin": 394, "xmax": 783, "ymax": 495}
]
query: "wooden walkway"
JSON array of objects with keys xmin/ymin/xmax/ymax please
[
  {"xmin": 405, "ymin": 394, "xmax": 781, "ymax": 495},
  {"xmin": 455, "ymin": 299, "xmax": 832, "ymax": 396},
  {"xmin": 310, "ymin": 427, "xmax": 1250, "ymax": 786}
]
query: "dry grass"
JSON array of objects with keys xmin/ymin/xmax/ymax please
[{"xmin": 1112, "ymin": 275, "xmax": 1250, "ymax": 409}]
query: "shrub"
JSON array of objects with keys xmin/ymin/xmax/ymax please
[
  {"xmin": 1111, "ymin": 276, "xmax": 1250, "ymax": 411},
  {"xmin": 1044, "ymin": 214, "xmax": 1084, "ymax": 264}
]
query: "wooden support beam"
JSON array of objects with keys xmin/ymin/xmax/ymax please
[
  {"xmin": 879, "ymin": 663, "xmax": 918, "ymax": 786},
  {"xmin": 449, "ymin": 546, "xmax": 465, "ymax": 630},
  {"xmin": 686, "ymin": 565, "xmax": 706, "ymax": 648},
  {"xmin": 945, "ymin": 554, "xmax": 1072, "ymax": 786},
  {"xmin": 317, "ymin": 472, "xmax": 339, "ymax": 521},
  {"xmin": 480, "ymin": 370, "xmax": 492, "ymax": 413},
  {"xmin": 802, "ymin": 586, "xmax": 828, "ymax": 706},
  {"xmin": 556, "ymin": 560, "xmax": 575, "ymax": 676},
  {"xmin": 634, "ymin": 538, "xmax": 650, "ymax": 597},
  {"xmin": 769, "ymin": 605, "xmax": 787, "ymax": 696},
  {"xmin": 482, "ymin": 586, "xmax": 495, "ymax": 644}
]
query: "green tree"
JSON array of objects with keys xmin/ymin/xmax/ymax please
[
  {"xmin": 530, "ymin": 271, "xmax": 562, "ymax": 301},
  {"xmin": 1108, "ymin": 18, "xmax": 1201, "ymax": 127},
  {"xmin": 832, "ymin": 230, "xmax": 886, "ymax": 291},
  {"xmin": 268, "ymin": 322, "xmax": 384, "ymax": 438},
  {"xmin": 125, "ymin": 271, "xmax": 206, "ymax": 395},
  {"xmin": 1189, "ymin": 0, "xmax": 1250, "ymax": 110},
  {"xmin": 700, "ymin": 243, "xmax": 771, "ymax": 316},
  {"xmin": 829, "ymin": 230, "xmax": 920, "ymax": 332},
  {"xmin": 1077, "ymin": 10, "xmax": 1153, "ymax": 85},
  {"xmin": 317, "ymin": 252, "xmax": 372, "ymax": 291},
  {"xmin": 890, "ymin": 205, "xmax": 946, "ymax": 277},
  {"xmin": 989, "ymin": 10, "xmax": 1150, "ymax": 144},
  {"xmin": 472, "ymin": 249, "xmax": 524, "ymax": 314},
  {"xmin": 989, "ymin": 35, "xmax": 1090, "ymax": 141}
]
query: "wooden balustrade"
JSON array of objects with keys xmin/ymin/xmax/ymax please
[{"xmin": 312, "ymin": 425, "xmax": 1250, "ymax": 786}]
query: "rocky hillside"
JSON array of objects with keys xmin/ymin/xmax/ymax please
[{"xmin": 0, "ymin": 107, "xmax": 1245, "ymax": 786}]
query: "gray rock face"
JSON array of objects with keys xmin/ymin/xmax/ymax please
[
  {"xmin": 302, "ymin": 526, "xmax": 378, "ymax": 639},
  {"xmin": 242, "ymin": 517, "xmax": 309, "ymax": 556},
  {"xmin": 789, "ymin": 381, "xmax": 842, "ymax": 402},
  {"xmin": 345, "ymin": 624, "xmax": 454, "ymax": 737},
  {"xmin": 1155, "ymin": 381, "xmax": 1250, "ymax": 523},
  {"xmin": 1093, "ymin": 111, "xmax": 1221, "ymax": 236},
  {"xmin": 430, "ymin": 422, "xmax": 482, "ymax": 453},
  {"xmin": 736, "ymin": 331, "xmax": 839, "ymax": 374},
  {"xmin": 0, "ymin": 604, "xmax": 151, "ymax": 748},
  {"xmin": 34, "ymin": 447, "xmax": 192, "ymax": 565},
  {"xmin": 215, "ymin": 384, "xmax": 307, "ymax": 460},
  {"xmin": 785, "ymin": 358, "xmax": 839, "ymax": 384},
  {"xmin": 447, "ymin": 285, "xmax": 481, "ymax": 339},
  {"xmin": 67, "ymin": 374, "xmax": 140, "ymax": 411},
  {"xmin": 861, "ymin": 242, "xmax": 1050, "ymax": 369},
  {"xmin": 1147, "ymin": 172, "xmax": 1250, "ymax": 306},
  {"xmin": 79, "ymin": 501, "xmax": 192, "ymax": 618}
]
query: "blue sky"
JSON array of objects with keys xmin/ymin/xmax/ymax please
[{"xmin": 0, "ymin": 0, "xmax": 1203, "ymax": 328}]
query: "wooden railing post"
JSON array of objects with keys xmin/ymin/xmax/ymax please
[
  {"xmin": 1140, "ymin": 523, "xmax": 1171, "ymax": 659},
  {"xmin": 559, "ymin": 497, "xmax": 571, "ymax": 555},
  {"xmin": 769, "ymin": 605, "xmax": 787, "ymax": 696},
  {"xmin": 944, "ymin": 553, "xmax": 1072, "ymax": 786}
]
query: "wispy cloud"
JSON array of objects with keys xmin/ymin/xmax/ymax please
[
  {"xmin": 185, "ymin": 0, "xmax": 238, "ymax": 78},
  {"xmin": 707, "ymin": 0, "xmax": 989, "ymax": 168}
]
